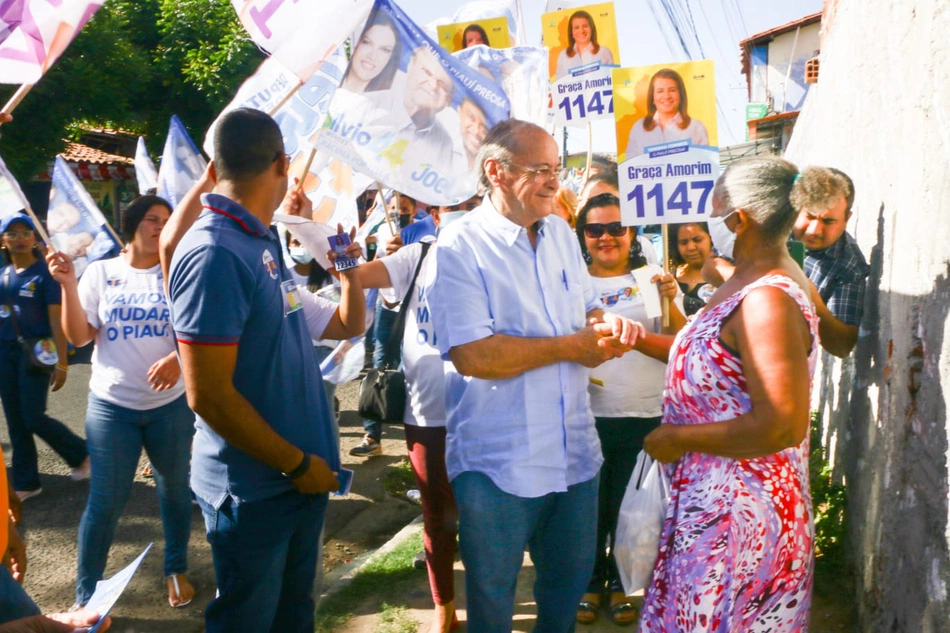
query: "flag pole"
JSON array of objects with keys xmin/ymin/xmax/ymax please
[
  {"xmin": 21, "ymin": 205, "xmax": 51, "ymax": 246},
  {"xmin": 266, "ymin": 80, "xmax": 305, "ymax": 117},
  {"xmin": 294, "ymin": 147, "xmax": 317, "ymax": 194},
  {"xmin": 661, "ymin": 224, "xmax": 670, "ymax": 328},
  {"xmin": 374, "ymin": 181, "xmax": 397, "ymax": 236},
  {"xmin": 0, "ymin": 84, "xmax": 33, "ymax": 120}
]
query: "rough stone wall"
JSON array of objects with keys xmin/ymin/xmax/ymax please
[{"xmin": 783, "ymin": 1, "xmax": 950, "ymax": 631}]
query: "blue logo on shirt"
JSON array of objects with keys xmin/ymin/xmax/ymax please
[{"xmin": 262, "ymin": 250, "xmax": 278, "ymax": 280}]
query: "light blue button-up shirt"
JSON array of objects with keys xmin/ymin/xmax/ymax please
[{"xmin": 427, "ymin": 198, "xmax": 603, "ymax": 498}]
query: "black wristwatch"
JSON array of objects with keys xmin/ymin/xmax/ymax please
[{"xmin": 283, "ymin": 453, "xmax": 310, "ymax": 480}]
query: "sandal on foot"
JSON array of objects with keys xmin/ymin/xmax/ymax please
[
  {"xmin": 166, "ymin": 574, "xmax": 194, "ymax": 608},
  {"xmin": 576, "ymin": 592, "xmax": 601, "ymax": 625},
  {"xmin": 608, "ymin": 593, "xmax": 638, "ymax": 627}
]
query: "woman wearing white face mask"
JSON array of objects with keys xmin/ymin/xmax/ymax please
[{"xmin": 640, "ymin": 157, "xmax": 818, "ymax": 632}]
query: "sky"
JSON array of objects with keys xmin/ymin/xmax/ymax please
[{"xmin": 398, "ymin": 0, "xmax": 822, "ymax": 155}]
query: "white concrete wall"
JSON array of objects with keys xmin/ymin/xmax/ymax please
[{"xmin": 784, "ymin": 0, "xmax": 950, "ymax": 630}]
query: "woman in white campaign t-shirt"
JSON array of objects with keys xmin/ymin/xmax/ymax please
[
  {"xmin": 572, "ymin": 193, "xmax": 685, "ymax": 626},
  {"xmin": 48, "ymin": 195, "xmax": 195, "ymax": 610},
  {"xmin": 352, "ymin": 201, "xmax": 475, "ymax": 633}
]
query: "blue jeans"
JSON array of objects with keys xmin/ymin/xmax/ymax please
[
  {"xmin": 363, "ymin": 302, "xmax": 400, "ymax": 441},
  {"xmin": 0, "ymin": 341, "xmax": 87, "ymax": 491},
  {"xmin": 0, "ymin": 566, "xmax": 40, "ymax": 625},
  {"xmin": 196, "ymin": 490, "xmax": 329, "ymax": 633},
  {"xmin": 76, "ymin": 393, "xmax": 195, "ymax": 605},
  {"xmin": 452, "ymin": 471, "xmax": 599, "ymax": 633}
]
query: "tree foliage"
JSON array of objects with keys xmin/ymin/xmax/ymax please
[{"xmin": 0, "ymin": 0, "xmax": 264, "ymax": 182}]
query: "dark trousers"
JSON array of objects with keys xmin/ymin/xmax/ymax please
[
  {"xmin": 588, "ymin": 415, "xmax": 661, "ymax": 593},
  {"xmin": 0, "ymin": 342, "xmax": 87, "ymax": 491}
]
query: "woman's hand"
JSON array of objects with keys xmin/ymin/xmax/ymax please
[
  {"xmin": 49, "ymin": 367, "xmax": 67, "ymax": 392},
  {"xmin": 147, "ymin": 352, "xmax": 181, "ymax": 392},
  {"xmin": 652, "ymin": 272, "xmax": 678, "ymax": 301},
  {"xmin": 3, "ymin": 520, "xmax": 27, "ymax": 583},
  {"xmin": 325, "ymin": 225, "xmax": 361, "ymax": 275},
  {"xmin": 45, "ymin": 252, "xmax": 77, "ymax": 288},
  {"xmin": 644, "ymin": 424, "xmax": 686, "ymax": 464}
]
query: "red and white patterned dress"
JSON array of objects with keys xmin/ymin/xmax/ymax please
[{"xmin": 639, "ymin": 274, "xmax": 819, "ymax": 632}]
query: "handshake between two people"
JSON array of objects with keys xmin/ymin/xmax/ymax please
[{"xmin": 573, "ymin": 312, "xmax": 646, "ymax": 369}]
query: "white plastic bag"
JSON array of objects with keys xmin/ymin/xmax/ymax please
[{"xmin": 615, "ymin": 450, "xmax": 671, "ymax": 595}]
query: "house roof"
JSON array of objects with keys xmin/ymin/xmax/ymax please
[{"xmin": 61, "ymin": 142, "xmax": 133, "ymax": 166}]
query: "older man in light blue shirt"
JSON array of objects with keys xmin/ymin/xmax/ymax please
[{"xmin": 428, "ymin": 119, "xmax": 643, "ymax": 633}]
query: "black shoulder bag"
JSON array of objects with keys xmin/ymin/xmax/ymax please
[
  {"xmin": 2, "ymin": 267, "xmax": 58, "ymax": 375},
  {"xmin": 357, "ymin": 242, "xmax": 432, "ymax": 424}
]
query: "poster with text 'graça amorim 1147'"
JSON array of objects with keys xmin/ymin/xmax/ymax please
[{"xmin": 613, "ymin": 60, "xmax": 719, "ymax": 227}]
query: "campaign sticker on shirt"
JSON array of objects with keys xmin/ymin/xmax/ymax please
[
  {"xmin": 106, "ymin": 276, "xmax": 125, "ymax": 287},
  {"xmin": 0, "ymin": 305, "xmax": 9, "ymax": 319},
  {"xmin": 262, "ymin": 249, "xmax": 279, "ymax": 280},
  {"xmin": 33, "ymin": 339, "xmax": 58, "ymax": 366},
  {"xmin": 19, "ymin": 280, "xmax": 37, "ymax": 298},
  {"xmin": 280, "ymin": 279, "xmax": 303, "ymax": 316}
]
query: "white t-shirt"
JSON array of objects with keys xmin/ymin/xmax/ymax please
[
  {"xmin": 289, "ymin": 267, "xmax": 338, "ymax": 349},
  {"xmin": 79, "ymin": 257, "xmax": 184, "ymax": 410},
  {"xmin": 380, "ymin": 238, "xmax": 444, "ymax": 427},
  {"xmin": 588, "ymin": 273, "xmax": 668, "ymax": 418}
]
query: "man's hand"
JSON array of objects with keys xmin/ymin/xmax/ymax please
[
  {"xmin": 280, "ymin": 180, "xmax": 313, "ymax": 219},
  {"xmin": 290, "ymin": 454, "xmax": 340, "ymax": 494},
  {"xmin": 570, "ymin": 323, "xmax": 624, "ymax": 368},
  {"xmin": 147, "ymin": 352, "xmax": 181, "ymax": 392},
  {"xmin": 644, "ymin": 424, "xmax": 686, "ymax": 464},
  {"xmin": 385, "ymin": 232, "xmax": 403, "ymax": 256},
  {"xmin": 3, "ymin": 520, "xmax": 26, "ymax": 583},
  {"xmin": 0, "ymin": 610, "xmax": 110, "ymax": 633},
  {"xmin": 325, "ymin": 225, "xmax": 361, "ymax": 274},
  {"xmin": 49, "ymin": 368, "xmax": 67, "ymax": 392}
]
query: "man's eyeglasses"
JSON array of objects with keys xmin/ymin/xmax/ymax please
[
  {"xmin": 583, "ymin": 222, "xmax": 628, "ymax": 238},
  {"xmin": 2, "ymin": 230, "xmax": 34, "ymax": 240},
  {"xmin": 507, "ymin": 162, "xmax": 558, "ymax": 182}
]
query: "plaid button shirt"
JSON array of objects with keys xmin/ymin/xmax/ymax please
[{"xmin": 804, "ymin": 231, "xmax": 869, "ymax": 326}]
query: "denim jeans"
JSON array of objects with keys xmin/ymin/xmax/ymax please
[
  {"xmin": 75, "ymin": 393, "xmax": 195, "ymax": 605},
  {"xmin": 452, "ymin": 471, "xmax": 599, "ymax": 633},
  {"xmin": 363, "ymin": 301, "xmax": 401, "ymax": 441},
  {"xmin": 196, "ymin": 490, "xmax": 329, "ymax": 633},
  {"xmin": 0, "ymin": 341, "xmax": 87, "ymax": 491},
  {"xmin": 0, "ymin": 566, "xmax": 40, "ymax": 625}
]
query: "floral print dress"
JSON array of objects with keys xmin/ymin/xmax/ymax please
[{"xmin": 639, "ymin": 275, "xmax": 819, "ymax": 632}]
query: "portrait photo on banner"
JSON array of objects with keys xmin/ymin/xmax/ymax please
[
  {"xmin": 612, "ymin": 60, "xmax": 719, "ymax": 227},
  {"xmin": 437, "ymin": 17, "xmax": 511, "ymax": 53},
  {"xmin": 317, "ymin": 0, "xmax": 510, "ymax": 206},
  {"xmin": 541, "ymin": 2, "xmax": 619, "ymax": 125}
]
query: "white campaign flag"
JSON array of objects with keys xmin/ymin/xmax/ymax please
[
  {"xmin": 134, "ymin": 137, "xmax": 158, "ymax": 195},
  {"xmin": 231, "ymin": 0, "xmax": 374, "ymax": 81},
  {"xmin": 0, "ymin": 153, "xmax": 30, "ymax": 223},
  {"xmin": 0, "ymin": 0, "xmax": 106, "ymax": 84},
  {"xmin": 454, "ymin": 45, "xmax": 549, "ymax": 126},
  {"xmin": 156, "ymin": 116, "xmax": 207, "ymax": 211}
]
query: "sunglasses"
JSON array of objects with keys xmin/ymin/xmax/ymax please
[{"xmin": 583, "ymin": 222, "xmax": 627, "ymax": 238}]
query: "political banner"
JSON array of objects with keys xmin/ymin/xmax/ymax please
[
  {"xmin": 317, "ymin": 0, "xmax": 510, "ymax": 206},
  {"xmin": 453, "ymin": 0, "xmax": 527, "ymax": 45},
  {"xmin": 437, "ymin": 17, "xmax": 511, "ymax": 53},
  {"xmin": 613, "ymin": 61, "xmax": 719, "ymax": 227},
  {"xmin": 231, "ymin": 0, "xmax": 374, "ymax": 81},
  {"xmin": 156, "ymin": 116, "xmax": 207, "ymax": 211},
  {"xmin": 0, "ymin": 0, "xmax": 105, "ymax": 84},
  {"xmin": 203, "ymin": 52, "xmax": 369, "ymax": 231},
  {"xmin": 0, "ymin": 154, "xmax": 30, "ymax": 222},
  {"xmin": 134, "ymin": 137, "xmax": 158, "ymax": 195},
  {"xmin": 541, "ymin": 2, "xmax": 619, "ymax": 127},
  {"xmin": 454, "ymin": 45, "xmax": 548, "ymax": 126},
  {"xmin": 48, "ymin": 156, "xmax": 121, "ymax": 277}
]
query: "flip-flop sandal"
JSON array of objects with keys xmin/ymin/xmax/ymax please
[
  {"xmin": 576, "ymin": 594, "xmax": 601, "ymax": 625},
  {"xmin": 167, "ymin": 574, "xmax": 194, "ymax": 608},
  {"xmin": 608, "ymin": 598, "xmax": 638, "ymax": 627}
]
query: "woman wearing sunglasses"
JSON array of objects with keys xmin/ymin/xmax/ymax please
[{"xmin": 573, "ymin": 193, "xmax": 682, "ymax": 626}]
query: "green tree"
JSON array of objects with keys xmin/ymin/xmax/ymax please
[{"xmin": 0, "ymin": 0, "xmax": 263, "ymax": 183}]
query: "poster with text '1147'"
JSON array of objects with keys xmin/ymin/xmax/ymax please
[
  {"xmin": 541, "ymin": 2, "xmax": 619, "ymax": 127},
  {"xmin": 613, "ymin": 60, "xmax": 719, "ymax": 227}
]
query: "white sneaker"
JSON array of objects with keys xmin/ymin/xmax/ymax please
[
  {"xmin": 70, "ymin": 457, "xmax": 91, "ymax": 482},
  {"xmin": 15, "ymin": 488, "xmax": 42, "ymax": 502}
]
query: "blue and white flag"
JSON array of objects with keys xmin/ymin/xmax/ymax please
[
  {"xmin": 317, "ymin": 0, "xmax": 510, "ymax": 206},
  {"xmin": 134, "ymin": 137, "xmax": 158, "ymax": 195},
  {"xmin": 0, "ymin": 153, "xmax": 30, "ymax": 223},
  {"xmin": 48, "ymin": 156, "xmax": 121, "ymax": 277},
  {"xmin": 156, "ymin": 116, "xmax": 207, "ymax": 210},
  {"xmin": 454, "ymin": 45, "xmax": 549, "ymax": 126}
]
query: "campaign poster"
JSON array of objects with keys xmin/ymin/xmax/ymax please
[
  {"xmin": 203, "ymin": 52, "xmax": 370, "ymax": 231},
  {"xmin": 437, "ymin": 17, "xmax": 511, "ymax": 53},
  {"xmin": 613, "ymin": 60, "xmax": 719, "ymax": 227},
  {"xmin": 541, "ymin": 2, "xmax": 619, "ymax": 127},
  {"xmin": 0, "ymin": 154, "xmax": 30, "ymax": 222},
  {"xmin": 317, "ymin": 0, "xmax": 510, "ymax": 206},
  {"xmin": 48, "ymin": 157, "xmax": 121, "ymax": 277},
  {"xmin": 453, "ymin": 45, "xmax": 549, "ymax": 126}
]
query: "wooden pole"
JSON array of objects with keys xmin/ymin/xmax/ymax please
[
  {"xmin": 266, "ymin": 80, "xmax": 304, "ymax": 117},
  {"xmin": 0, "ymin": 84, "xmax": 33, "ymax": 119},
  {"xmin": 21, "ymin": 205, "xmax": 51, "ymax": 246},
  {"xmin": 661, "ymin": 224, "xmax": 670, "ymax": 328},
  {"xmin": 374, "ymin": 180, "xmax": 397, "ymax": 236},
  {"xmin": 294, "ymin": 147, "xmax": 317, "ymax": 193},
  {"xmin": 582, "ymin": 121, "xmax": 594, "ymax": 188}
]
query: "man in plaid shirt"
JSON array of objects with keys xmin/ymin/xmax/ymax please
[{"xmin": 791, "ymin": 167, "xmax": 869, "ymax": 357}]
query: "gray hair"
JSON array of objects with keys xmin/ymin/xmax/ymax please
[
  {"xmin": 789, "ymin": 166, "xmax": 853, "ymax": 215},
  {"xmin": 713, "ymin": 156, "xmax": 800, "ymax": 243},
  {"xmin": 475, "ymin": 119, "xmax": 546, "ymax": 192}
]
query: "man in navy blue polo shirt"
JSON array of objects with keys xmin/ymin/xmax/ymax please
[{"xmin": 168, "ymin": 108, "xmax": 349, "ymax": 633}]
